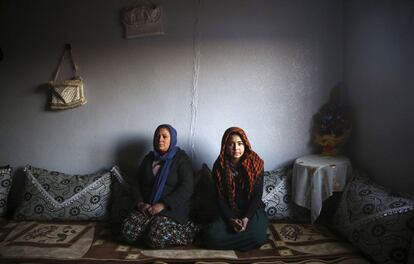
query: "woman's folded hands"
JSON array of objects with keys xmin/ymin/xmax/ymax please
[{"xmin": 137, "ymin": 202, "xmax": 165, "ymax": 216}]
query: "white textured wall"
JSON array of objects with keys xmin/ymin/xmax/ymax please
[
  {"xmin": 0, "ymin": 0, "xmax": 343, "ymax": 180},
  {"xmin": 345, "ymin": 0, "xmax": 414, "ymax": 194},
  {"xmin": 194, "ymin": 0, "xmax": 344, "ymax": 168}
]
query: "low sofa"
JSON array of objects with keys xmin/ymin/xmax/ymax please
[{"xmin": 0, "ymin": 164, "xmax": 412, "ymax": 263}]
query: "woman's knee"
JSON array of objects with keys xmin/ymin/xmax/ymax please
[
  {"xmin": 146, "ymin": 233, "xmax": 167, "ymax": 249},
  {"xmin": 121, "ymin": 218, "xmax": 143, "ymax": 242},
  {"xmin": 120, "ymin": 211, "xmax": 148, "ymax": 242},
  {"xmin": 145, "ymin": 216, "xmax": 173, "ymax": 248}
]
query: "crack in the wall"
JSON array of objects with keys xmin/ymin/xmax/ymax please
[{"xmin": 189, "ymin": 0, "xmax": 201, "ymax": 161}]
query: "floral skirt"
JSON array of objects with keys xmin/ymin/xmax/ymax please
[{"xmin": 121, "ymin": 210, "xmax": 201, "ymax": 248}]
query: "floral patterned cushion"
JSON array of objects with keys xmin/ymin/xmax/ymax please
[
  {"xmin": 333, "ymin": 174, "xmax": 414, "ymax": 264},
  {"xmin": 0, "ymin": 165, "xmax": 13, "ymax": 217},
  {"xmin": 13, "ymin": 165, "xmax": 113, "ymax": 221},
  {"xmin": 262, "ymin": 166, "xmax": 309, "ymax": 221}
]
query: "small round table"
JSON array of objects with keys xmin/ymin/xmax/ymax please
[{"xmin": 292, "ymin": 154, "xmax": 352, "ymax": 223}]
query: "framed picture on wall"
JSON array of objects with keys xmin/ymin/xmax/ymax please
[{"xmin": 121, "ymin": 5, "xmax": 164, "ymax": 39}]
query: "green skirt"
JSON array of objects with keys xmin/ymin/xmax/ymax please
[{"xmin": 202, "ymin": 208, "xmax": 268, "ymax": 251}]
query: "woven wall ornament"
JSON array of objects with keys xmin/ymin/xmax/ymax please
[
  {"xmin": 48, "ymin": 44, "xmax": 87, "ymax": 110},
  {"xmin": 122, "ymin": 5, "xmax": 164, "ymax": 39}
]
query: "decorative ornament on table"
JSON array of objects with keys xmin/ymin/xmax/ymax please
[{"xmin": 313, "ymin": 87, "xmax": 351, "ymax": 156}]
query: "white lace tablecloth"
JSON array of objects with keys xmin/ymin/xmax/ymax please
[{"xmin": 292, "ymin": 155, "xmax": 352, "ymax": 223}]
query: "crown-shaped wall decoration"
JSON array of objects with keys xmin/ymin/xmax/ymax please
[{"xmin": 122, "ymin": 5, "xmax": 164, "ymax": 39}]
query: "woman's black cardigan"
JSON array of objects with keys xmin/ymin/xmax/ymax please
[{"xmin": 134, "ymin": 149, "xmax": 193, "ymax": 224}]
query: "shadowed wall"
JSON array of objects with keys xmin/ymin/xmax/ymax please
[
  {"xmin": 345, "ymin": 0, "xmax": 414, "ymax": 194},
  {"xmin": 0, "ymin": 0, "xmax": 343, "ymax": 179}
]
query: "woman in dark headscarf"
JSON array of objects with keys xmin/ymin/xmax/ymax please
[
  {"xmin": 203, "ymin": 127, "xmax": 268, "ymax": 251},
  {"xmin": 121, "ymin": 124, "xmax": 199, "ymax": 248}
]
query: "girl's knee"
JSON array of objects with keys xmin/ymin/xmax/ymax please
[
  {"xmin": 202, "ymin": 227, "xmax": 228, "ymax": 249},
  {"xmin": 245, "ymin": 224, "xmax": 268, "ymax": 249},
  {"xmin": 253, "ymin": 232, "xmax": 268, "ymax": 247}
]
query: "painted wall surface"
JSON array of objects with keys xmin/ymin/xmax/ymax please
[
  {"xmin": 0, "ymin": 0, "xmax": 343, "ymax": 181},
  {"xmin": 345, "ymin": 0, "xmax": 414, "ymax": 194}
]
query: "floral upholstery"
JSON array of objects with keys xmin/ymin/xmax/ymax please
[
  {"xmin": 262, "ymin": 166, "xmax": 309, "ymax": 221},
  {"xmin": 333, "ymin": 173, "xmax": 414, "ymax": 264},
  {"xmin": 0, "ymin": 165, "xmax": 12, "ymax": 217},
  {"xmin": 13, "ymin": 165, "xmax": 113, "ymax": 221}
]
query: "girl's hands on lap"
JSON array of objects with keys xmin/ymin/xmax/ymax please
[
  {"xmin": 230, "ymin": 217, "xmax": 249, "ymax": 233},
  {"xmin": 230, "ymin": 218, "xmax": 244, "ymax": 233},
  {"xmin": 241, "ymin": 217, "xmax": 249, "ymax": 231}
]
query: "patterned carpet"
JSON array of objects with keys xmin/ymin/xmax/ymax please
[{"xmin": 0, "ymin": 220, "xmax": 370, "ymax": 264}]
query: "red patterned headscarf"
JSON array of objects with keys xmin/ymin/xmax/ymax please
[{"xmin": 213, "ymin": 127, "xmax": 264, "ymax": 210}]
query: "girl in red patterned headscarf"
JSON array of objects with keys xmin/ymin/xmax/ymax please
[{"xmin": 203, "ymin": 127, "xmax": 268, "ymax": 251}]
